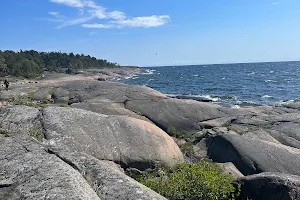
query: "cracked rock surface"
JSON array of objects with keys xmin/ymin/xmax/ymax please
[
  {"xmin": 3, "ymin": 77, "xmax": 300, "ymax": 198},
  {"xmin": 0, "ymin": 105, "xmax": 173, "ymax": 199}
]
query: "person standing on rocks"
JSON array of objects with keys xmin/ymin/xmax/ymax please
[{"xmin": 4, "ymin": 79, "xmax": 9, "ymax": 90}]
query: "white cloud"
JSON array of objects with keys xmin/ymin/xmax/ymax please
[
  {"xmin": 49, "ymin": 11, "xmax": 60, "ymax": 16},
  {"xmin": 82, "ymin": 23, "xmax": 113, "ymax": 29},
  {"xmin": 114, "ymin": 15, "xmax": 170, "ymax": 28},
  {"xmin": 50, "ymin": 0, "xmax": 84, "ymax": 8},
  {"xmin": 108, "ymin": 11, "xmax": 126, "ymax": 20},
  {"xmin": 49, "ymin": 0, "xmax": 170, "ymax": 29},
  {"xmin": 272, "ymin": 2, "xmax": 280, "ymax": 4}
]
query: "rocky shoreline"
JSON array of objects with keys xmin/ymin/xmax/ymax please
[{"xmin": 1, "ymin": 70, "xmax": 300, "ymax": 199}]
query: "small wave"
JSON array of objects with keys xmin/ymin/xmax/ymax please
[
  {"xmin": 264, "ymin": 80, "xmax": 277, "ymax": 83},
  {"xmin": 199, "ymin": 95, "xmax": 219, "ymax": 102},
  {"xmin": 124, "ymin": 76, "xmax": 133, "ymax": 80},
  {"xmin": 166, "ymin": 94, "xmax": 220, "ymax": 102},
  {"xmin": 132, "ymin": 77, "xmax": 139, "ymax": 80},
  {"xmin": 270, "ymin": 71, "xmax": 274, "ymax": 73},
  {"xmin": 231, "ymin": 105, "xmax": 241, "ymax": 109},
  {"xmin": 141, "ymin": 69, "xmax": 156, "ymax": 75},
  {"xmin": 276, "ymin": 100, "xmax": 295, "ymax": 106},
  {"xmin": 261, "ymin": 95, "xmax": 273, "ymax": 99},
  {"xmin": 192, "ymin": 74, "xmax": 199, "ymax": 77}
]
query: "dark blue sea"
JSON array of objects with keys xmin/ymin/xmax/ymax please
[{"xmin": 118, "ymin": 62, "xmax": 300, "ymax": 107}]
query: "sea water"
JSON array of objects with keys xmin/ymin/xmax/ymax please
[{"xmin": 118, "ymin": 61, "xmax": 300, "ymax": 107}]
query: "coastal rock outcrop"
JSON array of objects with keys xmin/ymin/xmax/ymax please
[
  {"xmin": 0, "ymin": 105, "xmax": 179, "ymax": 199},
  {"xmin": 236, "ymin": 172, "xmax": 300, "ymax": 200},
  {"xmin": 206, "ymin": 134, "xmax": 300, "ymax": 176},
  {"xmin": 43, "ymin": 107, "xmax": 183, "ymax": 169}
]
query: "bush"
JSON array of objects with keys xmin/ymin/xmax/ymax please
[
  {"xmin": 167, "ymin": 127, "xmax": 180, "ymax": 137},
  {"xmin": 134, "ymin": 161, "xmax": 240, "ymax": 200},
  {"xmin": 180, "ymin": 142, "xmax": 195, "ymax": 157},
  {"xmin": 29, "ymin": 125, "xmax": 44, "ymax": 141}
]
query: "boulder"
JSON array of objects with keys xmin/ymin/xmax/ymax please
[
  {"xmin": 48, "ymin": 149, "xmax": 167, "ymax": 200},
  {"xmin": 42, "ymin": 107, "xmax": 184, "ymax": 169},
  {"xmin": 206, "ymin": 134, "xmax": 300, "ymax": 176},
  {"xmin": 216, "ymin": 162, "xmax": 244, "ymax": 179},
  {"xmin": 52, "ymin": 87, "xmax": 70, "ymax": 104},
  {"xmin": 0, "ymin": 135, "xmax": 166, "ymax": 200},
  {"xmin": 71, "ymin": 101, "xmax": 151, "ymax": 122},
  {"xmin": 0, "ymin": 135, "xmax": 101, "ymax": 200},
  {"xmin": 126, "ymin": 98, "xmax": 225, "ymax": 134},
  {"xmin": 236, "ymin": 173, "xmax": 300, "ymax": 200},
  {"xmin": 31, "ymin": 87, "xmax": 53, "ymax": 101}
]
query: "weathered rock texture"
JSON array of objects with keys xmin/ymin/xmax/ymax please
[
  {"xmin": 0, "ymin": 105, "xmax": 176, "ymax": 199},
  {"xmin": 236, "ymin": 172, "xmax": 300, "ymax": 200},
  {"xmin": 3, "ymin": 75, "xmax": 300, "ymax": 199}
]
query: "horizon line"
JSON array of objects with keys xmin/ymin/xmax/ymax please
[{"xmin": 141, "ymin": 60, "xmax": 300, "ymax": 68}]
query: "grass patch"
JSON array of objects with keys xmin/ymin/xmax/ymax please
[
  {"xmin": 133, "ymin": 161, "xmax": 240, "ymax": 200},
  {"xmin": 59, "ymin": 104, "xmax": 69, "ymax": 107},
  {"xmin": 167, "ymin": 127, "xmax": 180, "ymax": 137},
  {"xmin": 0, "ymin": 128, "xmax": 13, "ymax": 137},
  {"xmin": 8, "ymin": 95, "xmax": 47, "ymax": 108},
  {"xmin": 180, "ymin": 142, "xmax": 195, "ymax": 157},
  {"xmin": 29, "ymin": 125, "xmax": 44, "ymax": 141}
]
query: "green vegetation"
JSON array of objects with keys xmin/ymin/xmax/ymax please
[
  {"xmin": 180, "ymin": 142, "xmax": 195, "ymax": 157},
  {"xmin": 167, "ymin": 127, "xmax": 180, "ymax": 137},
  {"xmin": 0, "ymin": 128, "xmax": 13, "ymax": 137},
  {"xmin": 29, "ymin": 125, "xmax": 44, "ymax": 141},
  {"xmin": 133, "ymin": 161, "xmax": 240, "ymax": 200},
  {"xmin": 9, "ymin": 95, "xmax": 39, "ymax": 107},
  {"xmin": 0, "ymin": 50, "xmax": 120, "ymax": 78},
  {"xmin": 59, "ymin": 104, "xmax": 69, "ymax": 107}
]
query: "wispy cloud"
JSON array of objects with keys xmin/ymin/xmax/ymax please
[
  {"xmin": 82, "ymin": 15, "xmax": 170, "ymax": 29},
  {"xmin": 45, "ymin": 3, "xmax": 170, "ymax": 29},
  {"xmin": 50, "ymin": 0, "xmax": 84, "ymax": 8},
  {"xmin": 49, "ymin": 11, "xmax": 60, "ymax": 16},
  {"xmin": 48, "ymin": 0, "xmax": 170, "ymax": 29},
  {"xmin": 272, "ymin": 2, "xmax": 280, "ymax": 5}
]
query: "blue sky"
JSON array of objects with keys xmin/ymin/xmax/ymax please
[{"xmin": 0, "ymin": 0, "xmax": 300, "ymax": 66}]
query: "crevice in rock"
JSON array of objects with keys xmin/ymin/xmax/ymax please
[
  {"xmin": 0, "ymin": 183, "xmax": 13, "ymax": 188},
  {"xmin": 46, "ymin": 149, "xmax": 80, "ymax": 172},
  {"xmin": 206, "ymin": 135, "xmax": 259, "ymax": 175},
  {"xmin": 38, "ymin": 108, "xmax": 48, "ymax": 140}
]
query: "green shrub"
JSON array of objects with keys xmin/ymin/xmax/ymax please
[
  {"xmin": 59, "ymin": 104, "xmax": 69, "ymax": 107},
  {"xmin": 29, "ymin": 125, "xmax": 44, "ymax": 141},
  {"xmin": 134, "ymin": 161, "xmax": 240, "ymax": 200},
  {"xmin": 167, "ymin": 127, "xmax": 180, "ymax": 137},
  {"xmin": 180, "ymin": 142, "xmax": 195, "ymax": 157}
]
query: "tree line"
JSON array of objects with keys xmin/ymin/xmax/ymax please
[{"xmin": 0, "ymin": 50, "xmax": 120, "ymax": 78}]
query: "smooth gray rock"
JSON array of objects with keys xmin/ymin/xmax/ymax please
[
  {"xmin": 31, "ymin": 87, "xmax": 53, "ymax": 101},
  {"xmin": 236, "ymin": 172, "xmax": 300, "ymax": 200},
  {"xmin": 52, "ymin": 87, "xmax": 70, "ymax": 104},
  {"xmin": 126, "ymin": 98, "xmax": 225, "ymax": 133},
  {"xmin": 0, "ymin": 135, "xmax": 101, "ymax": 200},
  {"xmin": 0, "ymin": 105, "xmax": 168, "ymax": 200},
  {"xmin": 206, "ymin": 134, "xmax": 300, "ymax": 176},
  {"xmin": 216, "ymin": 162, "xmax": 244, "ymax": 179},
  {"xmin": 198, "ymin": 117, "xmax": 235, "ymax": 128},
  {"xmin": 244, "ymin": 129, "xmax": 281, "ymax": 144},
  {"xmin": 43, "ymin": 107, "xmax": 184, "ymax": 169},
  {"xmin": 71, "ymin": 101, "xmax": 151, "ymax": 122},
  {"xmin": 49, "ymin": 149, "xmax": 166, "ymax": 200}
]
